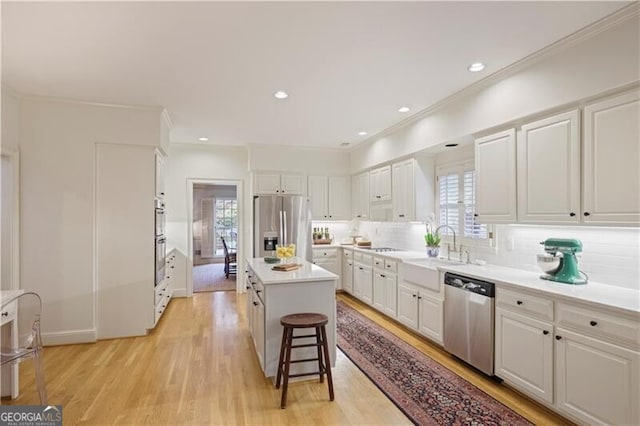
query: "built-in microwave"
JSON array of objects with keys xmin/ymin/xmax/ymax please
[
  {"xmin": 155, "ymin": 235, "xmax": 166, "ymax": 286},
  {"xmin": 155, "ymin": 199, "xmax": 166, "ymax": 237}
]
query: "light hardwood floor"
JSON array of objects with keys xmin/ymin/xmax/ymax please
[{"xmin": 3, "ymin": 291, "xmax": 571, "ymax": 425}]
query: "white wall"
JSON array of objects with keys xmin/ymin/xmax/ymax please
[
  {"xmin": 350, "ymin": 12, "xmax": 640, "ymax": 172},
  {"xmin": 1, "ymin": 90, "xmax": 20, "ymax": 151},
  {"xmin": 165, "ymin": 143, "xmax": 249, "ymax": 295},
  {"xmin": 17, "ymin": 96, "xmax": 164, "ymax": 343},
  {"xmin": 249, "ymin": 145, "xmax": 350, "ymax": 175}
]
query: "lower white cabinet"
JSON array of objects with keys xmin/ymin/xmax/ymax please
[
  {"xmin": 397, "ymin": 281, "xmax": 443, "ymax": 344},
  {"xmin": 372, "ymin": 258, "xmax": 398, "ymax": 318},
  {"xmin": 250, "ymin": 289, "xmax": 265, "ymax": 369},
  {"xmin": 555, "ymin": 328, "xmax": 639, "ymax": 426},
  {"xmin": 495, "ymin": 307, "xmax": 553, "ymax": 404},
  {"xmin": 494, "ymin": 286, "xmax": 640, "ymax": 425},
  {"xmin": 312, "ymin": 247, "xmax": 341, "ymax": 290},
  {"xmin": 341, "ymin": 250, "xmax": 353, "ymax": 294},
  {"xmin": 354, "ymin": 257, "xmax": 373, "ymax": 305}
]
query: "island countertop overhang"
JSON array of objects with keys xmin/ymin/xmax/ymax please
[{"xmin": 246, "ymin": 257, "xmax": 338, "ymax": 285}]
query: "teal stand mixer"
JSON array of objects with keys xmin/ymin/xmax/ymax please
[{"xmin": 538, "ymin": 238, "xmax": 588, "ymax": 285}]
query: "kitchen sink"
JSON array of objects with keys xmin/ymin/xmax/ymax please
[{"xmin": 403, "ymin": 258, "xmax": 468, "ymax": 291}]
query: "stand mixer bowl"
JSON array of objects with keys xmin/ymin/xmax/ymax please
[{"xmin": 537, "ymin": 253, "xmax": 562, "ymax": 274}]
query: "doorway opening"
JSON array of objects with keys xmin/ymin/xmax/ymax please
[{"xmin": 192, "ymin": 183, "xmax": 238, "ymax": 293}]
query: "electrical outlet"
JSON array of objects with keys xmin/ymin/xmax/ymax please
[{"xmin": 506, "ymin": 236, "xmax": 515, "ymax": 251}]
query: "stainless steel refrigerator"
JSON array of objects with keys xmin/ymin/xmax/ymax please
[{"xmin": 253, "ymin": 195, "xmax": 312, "ymax": 262}]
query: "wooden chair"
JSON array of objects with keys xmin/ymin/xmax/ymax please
[{"xmin": 221, "ymin": 237, "xmax": 237, "ymax": 279}]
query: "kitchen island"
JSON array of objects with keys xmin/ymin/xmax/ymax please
[{"xmin": 245, "ymin": 257, "xmax": 338, "ymax": 379}]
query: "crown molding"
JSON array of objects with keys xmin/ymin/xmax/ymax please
[
  {"xmin": 161, "ymin": 108, "xmax": 173, "ymax": 129},
  {"xmin": 357, "ymin": 3, "xmax": 640, "ymax": 150}
]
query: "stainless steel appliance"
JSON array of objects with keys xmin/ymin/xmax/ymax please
[
  {"xmin": 155, "ymin": 199, "xmax": 166, "ymax": 237},
  {"xmin": 253, "ymin": 195, "xmax": 313, "ymax": 262},
  {"xmin": 443, "ymin": 272, "xmax": 496, "ymax": 375},
  {"xmin": 155, "ymin": 235, "xmax": 166, "ymax": 286}
]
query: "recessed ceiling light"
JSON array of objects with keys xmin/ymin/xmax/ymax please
[
  {"xmin": 398, "ymin": 106, "xmax": 411, "ymax": 113},
  {"xmin": 468, "ymin": 62, "xmax": 485, "ymax": 72},
  {"xmin": 358, "ymin": 131, "xmax": 368, "ymax": 136},
  {"xmin": 198, "ymin": 137, "xmax": 209, "ymax": 142},
  {"xmin": 445, "ymin": 143, "xmax": 459, "ymax": 148},
  {"xmin": 273, "ymin": 91, "xmax": 289, "ymax": 99}
]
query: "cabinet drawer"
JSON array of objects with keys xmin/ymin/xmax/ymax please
[
  {"xmin": 497, "ymin": 287, "xmax": 554, "ymax": 321},
  {"xmin": 373, "ymin": 257, "xmax": 384, "ymax": 269},
  {"xmin": 313, "ymin": 248, "xmax": 337, "ymax": 259},
  {"xmin": 557, "ymin": 302, "xmax": 640, "ymax": 348},
  {"xmin": 384, "ymin": 260, "xmax": 398, "ymax": 273},
  {"xmin": 0, "ymin": 301, "xmax": 16, "ymax": 326},
  {"xmin": 155, "ymin": 282, "xmax": 169, "ymax": 306},
  {"xmin": 343, "ymin": 249, "xmax": 352, "ymax": 259}
]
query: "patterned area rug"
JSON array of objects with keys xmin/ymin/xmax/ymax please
[{"xmin": 336, "ymin": 301, "xmax": 533, "ymax": 426}]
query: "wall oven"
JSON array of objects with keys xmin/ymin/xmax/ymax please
[{"xmin": 155, "ymin": 199, "xmax": 166, "ymax": 237}]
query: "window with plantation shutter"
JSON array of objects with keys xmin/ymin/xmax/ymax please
[{"xmin": 436, "ymin": 161, "xmax": 493, "ymax": 247}]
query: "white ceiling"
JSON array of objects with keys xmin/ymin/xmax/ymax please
[{"xmin": 2, "ymin": 1, "xmax": 631, "ymax": 149}]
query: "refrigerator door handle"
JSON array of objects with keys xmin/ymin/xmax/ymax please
[
  {"xmin": 283, "ymin": 210, "xmax": 288, "ymax": 245},
  {"xmin": 279, "ymin": 210, "xmax": 284, "ymax": 245}
]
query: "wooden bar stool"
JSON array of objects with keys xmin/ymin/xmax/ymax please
[{"xmin": 275, "ymin": 312, "xmax": 334, "ymax": 409}]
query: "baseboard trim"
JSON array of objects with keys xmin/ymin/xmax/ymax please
[
  {"xmin": 42, "ymin": 328, "xmax": 97, "ymax": 346},
  {"xmin": 172, "ymin": 288, "xmax": 187, "ymax": 297}
]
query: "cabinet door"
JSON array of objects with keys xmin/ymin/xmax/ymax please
[
  {"xmin": 555, "ymin": 327, "xmax": 639, "ymax": 426},
  {"xmin": 392, "ymin": 160, "xmax": 415, "ymax": 221},
  {"xmin": 353, "ymin": 264, "xmax": 364, "ymax": 299},
  {"xmin": 382, "ymin": 273, "xmax": 398, "ymax": 318},
  {"xmin": 518, "ymin": 111, "xmax": 580, "ymax": 223},
  {"xmin": 583, "ymin": 90, "xmax": 640, "ymax": 225},
  {"xmin": 308, "ymin": 176, "xmax": 328, "ymax": 219},
  {"xmin": 342, "ymin": 259, "xmax": 353, "ymax": 294},
  {"xmin": 254, "ymin": 173, "xmax": 281, "ymax": 194},
  {"xmin": 475, "ymin": 129, "xmax": 517, "ymax": 222},
  {"xmin": 281, "ymin": 174, "xmax": 306, "ymax": 195},
  {"xmin": 328, "ymin": 176, "xmax": 350, "ymax": 220},
  {"xmin": 360, "ymin": 265, "xmax": 374, "ymax": 306},
  {"xmin": 251, "ymin": 292, "xmax": 265, "ymax": 369},
  {"xmin": 373, "ymin": 271, "xmax": 385, "ymax": 311},
  {"xmin": 397, "ymin": 282, "xmax": 418, "ymax": 329},
  {"xmin": 418, "ymin": 293, "xmax": 443, "ymax": 344},
  {"xmin": 355, "ymin": 172, "xmax": 370, "ymax": 219},
  {"xmin": 495, "ymin": 308, "xmax": 553, "ymax": 404},
  {"xmin": 155, "ymin": 154, "xmax": 166, "ymax": 199},
  {"xmin": 370, "ymin": 165, "xmax": 392, "ymax": 201}
]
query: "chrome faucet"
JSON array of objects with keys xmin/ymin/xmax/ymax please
[{"xmin": 434, "ymin": 225, "xmax": 457, "ymax": 253}]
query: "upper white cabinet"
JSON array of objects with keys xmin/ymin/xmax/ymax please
[
  {"xmin": 475, "ymin": 129, "xmax": 517, "ymax": 223},
  {"xmin": 583, "ymin": 90, "xmax": 640, "ymax": 226},
  {"xmin": 254, "ymin": 172, "xmax": 306, "ymax": 195},
  {"xmin": 517, "ymin": 111, "xmax": 580, "ymax": 223},
  {"xmin": 352, "ymin": 172, "xmax": 370, "ymax": 219},
  {"xmin": 392, "ymin": 160, "xmax": 415, "ymax": 221},
  {"xmin": 308, "ymin": 175, "xmax": 350, "ymax": 220},
  {"xmin": 369, "ymin": 165, "xmax": 392, "ymax": 202},
  {"xmin": 155, "ymin": 153, "xmax": 166, "ymax": 199}
]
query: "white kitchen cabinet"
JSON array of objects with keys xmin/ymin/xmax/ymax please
[
  {"xmin": 155, "ymin": 153, "xmax": 166, "ymax": 200},
  {"xmin": 341, "ymin": 249, "xmax": 354, "ymax": 294},
  {"xmin": 495, "ymin": 307, "xmax": 554, "ymax": 404},
  {"xmin": 392, "ymin": 159, "xmax": 415, "ymax": 221},
  {"xmin": 372, "ymin": 257, "xmax": 398, "ymax": 318},
  {"xmin": 352, "ymin": 172, "xmax": 370, "ymax": 219},
  {"xmin": 354, "ymin": 255, "xmax": 373, "ymax": 305},
  {"xmin": 312, "ymin": 247, "xmax": 341, "ymax": 290},
  {"xmin": 308, "ymin": 176, "xmax": 351, "ymax": 220},
  {"xmin": 254, "ymin": 172, "xmax": 306, "ymax": 195},
  {"xmin": 517, "ymin": 111, "xmax": 580, "ymax": 223},
  {"xmin": 397, "ymin": 281, "xmax": 443, "ymax": 344},
  {"xmin": 583, "ymin": 90, "xmax": 640, "ymax": 225},
  {"xmin": 251, "ymin": 289, "xmax": 265, "ymax": 369},
  {"xmin": 475, "ymin": 129, "xmax": 517, "ymax": 223},
  {"xmin": 555, "ymin": 327, "xmax": 639, "ymax": 426},
  {"xmin": 370, "ymin": 165, "xmax": 392, "ymax": 202}
]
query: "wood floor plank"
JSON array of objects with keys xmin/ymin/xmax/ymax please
[{"xmin": 2, "ymin": 291, "xmax": 570, "ymax": 425}]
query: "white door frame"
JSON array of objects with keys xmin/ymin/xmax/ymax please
[
  {"xmin": 186, "ymin": 178, "xmax": 243, "ymax": 296},
  {"xmin": 1, "ymin": 147, "xmax": 20, "ymax": 291}
]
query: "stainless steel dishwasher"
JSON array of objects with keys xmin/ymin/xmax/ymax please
[{"xmin": 443, "ymin": 272, "xmax": 496, "ymax": 376}]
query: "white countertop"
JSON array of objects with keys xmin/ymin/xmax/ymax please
[
  {"xmin": 247, "ymin": 257, "xmax": 338, "ymax": 285},
  {"xmin": 431, "ymin": 262, "xmax": 640, "ymax": 316}
]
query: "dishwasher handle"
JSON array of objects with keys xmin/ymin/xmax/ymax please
[{"xmin": 443, "ymin": 272, "xmax": 495, "ymax": 297}]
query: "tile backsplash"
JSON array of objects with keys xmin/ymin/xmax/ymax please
[{"xmin": 354, "ymin": 221, "xmax": 640, "ymax": 291}]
